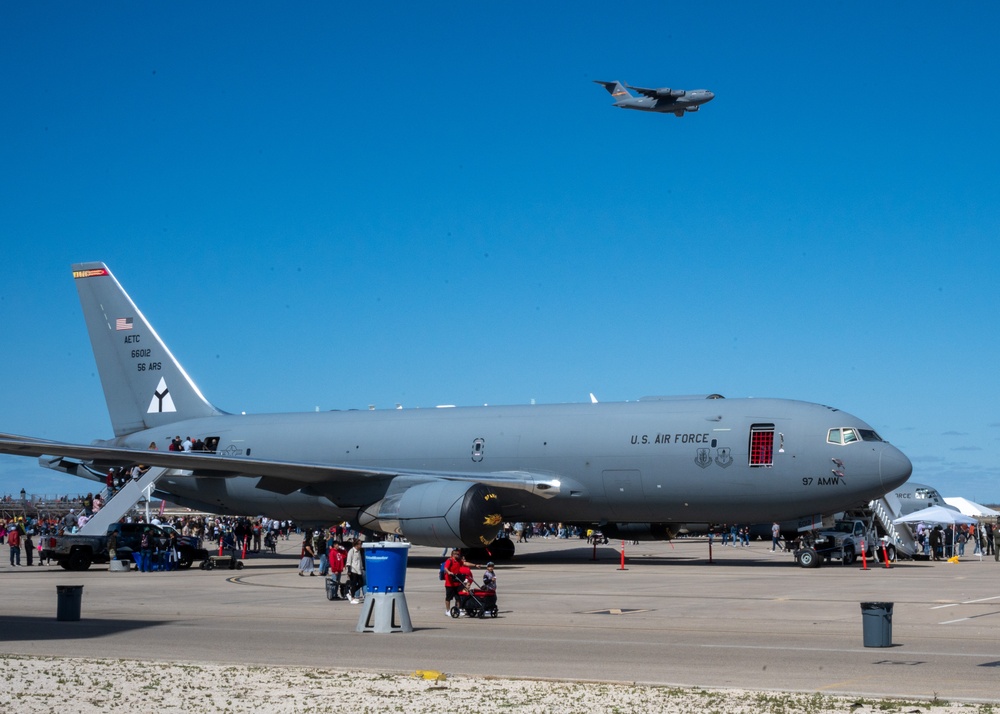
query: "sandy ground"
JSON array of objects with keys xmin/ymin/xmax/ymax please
[{"xmin": 1, "ymin": 655, "xmax": 994, "ymax": 714}]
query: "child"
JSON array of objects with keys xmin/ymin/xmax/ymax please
[{"xmin": 482, "ymin": 561, "xmax": 497, "ymax": 592}]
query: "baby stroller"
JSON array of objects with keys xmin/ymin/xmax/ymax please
[
  {"xmin": 263, "ymin": 531, "xmax": 277, "ymax": 554},
  {"xmin": 451, "ymin": 580, "xmax": 498, "ymax": 619}
]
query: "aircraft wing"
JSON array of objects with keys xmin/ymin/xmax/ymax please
[
  {"xmin": 625, "ymin": 84, "xmax": 664, "ymax": 99},
  {"xmin": 0, "ymin": 433, "xmax": 562, "ymax": 500}
]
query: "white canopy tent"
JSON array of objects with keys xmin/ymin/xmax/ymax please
[
  {"xmin": 943, "ymin": 497, "xmax": 1000, "ymax": 518},
  {"xmin": 892, "ymin": 505, "xmax": 977, "ymax": 526}
]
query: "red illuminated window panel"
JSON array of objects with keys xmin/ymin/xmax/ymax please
[{"xmin": 749, "ymin": 425, "xmax": 775, "ymax": 467}]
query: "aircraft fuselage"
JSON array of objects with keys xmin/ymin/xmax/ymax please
[
  {"xmin": 614, "ymin": 89, "xmax": 715, "ymax": 114},
  {"xmin": 116, "ymin": 397, "xmax": 910, "ymax": 528}
]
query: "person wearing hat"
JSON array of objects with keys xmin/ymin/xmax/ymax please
[
  {"xmin": 443, "ymin": 549, "xmax": 467, "ymax": 616},
  {"xmin": 7, "ymin": 520, "xmax": 21, "ymax": 566},
  {"xmin": 22, "ymin": 524, "xmax": 34, "ymax": 567},
  {"xmin": 61, "ymin": 509, "xmax": 77, "ymax": 532},
  {"xmin": 482, "ymin": 562, "xmax": 497, "ymax": 592}
]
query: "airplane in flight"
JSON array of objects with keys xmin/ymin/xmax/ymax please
[
  {"xmin": 0, "ymin": 263, "xmax": 911, "ymax": 559},
  {"xmin": 594, "ymin": 80, "xmax": 715, "ymax": 116}
]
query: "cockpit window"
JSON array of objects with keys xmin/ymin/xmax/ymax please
[
  {"xmin": 828, "ymin": 427, "xmax": 884, "ymax": 445},
  {"xmin": 915, "ymin": 487, "xmax": 941, "ymax": 501}
]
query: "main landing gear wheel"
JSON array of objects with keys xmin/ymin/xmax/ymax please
[{"xmin": 796, "ymin": 547, "xmax": 821, "ymax": 568}]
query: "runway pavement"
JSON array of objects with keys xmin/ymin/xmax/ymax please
[{"xmin": 2, "ymin": 536, "xmax": 999, "ymax": 703}]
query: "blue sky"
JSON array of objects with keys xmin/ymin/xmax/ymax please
[{"xmin": 1, "ymin": 3, "xmax": 998, "ymax": 503}]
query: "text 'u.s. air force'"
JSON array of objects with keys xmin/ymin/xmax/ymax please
[{"xmin": 630, "ymin": 433, "xmax": 710, "ymax": 445}]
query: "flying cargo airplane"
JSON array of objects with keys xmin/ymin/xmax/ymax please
[
  {"xmin": 0, "ymin": 263, "xmax": 911, "ymax": 558},
  {"xmin": 594, "ymin": 80, "xmax": 715, "ymax": 116}
]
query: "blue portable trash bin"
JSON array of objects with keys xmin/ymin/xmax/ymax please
[
  {"xmin": 362, "ymin": 542, "xmax": 409, "ymax": 593},
  {"xmin": 132, "ymin": 552, "xmax": 144, "ymax": 571}
]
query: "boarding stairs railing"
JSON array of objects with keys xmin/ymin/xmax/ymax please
[
  {"xmin": 76, "ymin": 467, "xmax": 167, "ymax": 534},
  {"xmin": 869, "ymin": 494, "xmax": 918, "ymax": 559}
]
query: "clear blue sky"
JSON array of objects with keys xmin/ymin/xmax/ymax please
[{"xmin": 1, "ymin": 3, "xmax": 998, "ymax": 503}]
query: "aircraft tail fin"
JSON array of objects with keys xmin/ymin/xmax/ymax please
[
  {"xmin": 593, "ymin": 80, "xmax": 631, "ymax": 99},
  {"xmin": 72, "ymin": 263, "xmax": 223, "ymax": 437}
]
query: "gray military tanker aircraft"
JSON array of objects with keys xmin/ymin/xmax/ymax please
[
  {"xmin": 594, "ymin": 80, "xmax": 715, "ymax": 116},
  {"xmin": 0, "ymin": 263, "xmax": 911, "ymax": 558}
]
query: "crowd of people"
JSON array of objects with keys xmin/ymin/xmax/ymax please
[
  {"xmin": 509, "ymin": 522, "xmax": 581, "ymax": 542},
  {"xmin": 9, "ymin": 499, "xmax": 998, "ymax": 617},
  {"xmin": 718, "ymin": 524, "xmax": 751, "ymax": 547},
  {"xmin": 293, "ymin": 529, "xmax": 369, "ymax": 603},
  {"xmin": 1, "ymin": 517, "xmax": 34, "ymax": 566},
  {"xmin": 913, "ymin": 520, "xmax": 997, "ymax": 560}
]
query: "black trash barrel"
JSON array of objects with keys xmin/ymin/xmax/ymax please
[
  {"xmin": 860, "ymin": 601, "xmax": 893, "ymax": 647},
  {"xmin": 56, "ymin": 585, "xmax": 84, "ymax": 621}
]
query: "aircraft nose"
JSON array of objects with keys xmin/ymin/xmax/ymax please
[
  {"xmin": 704, "ymin": 91, "xmax": 715, "ymax": 102},
  {"xmin": 879, "ymin": 445, "xmax": 912, "ymax": 490}
]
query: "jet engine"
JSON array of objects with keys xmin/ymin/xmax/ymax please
[
  {"xmin": 358, "ymin": 481, "xmax": 501, "ymax": 548},
  {"xmin": 655, "ymin": 88, "xmax": 686, "ymax": 98}
]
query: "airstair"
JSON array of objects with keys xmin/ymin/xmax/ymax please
[
  {"xmin": 868, "ymin": 492, "xmax": 919, "ymax": 559},
  {"xmin": 76, "ymin": 467, "xmax": 167, "ymax": 534}
]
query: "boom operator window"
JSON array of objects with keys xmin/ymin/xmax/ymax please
[
  {"xmin": 827, "ymin": 428, "xmax": 883, "ymax": 445},
  {"xmin": 749, "ymin": 424, "xmax": 775, "ymax": 467}
]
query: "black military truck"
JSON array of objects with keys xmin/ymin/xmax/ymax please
[{"xmin": 43, "ymin": 522, "xmax": 209, "ymax": 571}]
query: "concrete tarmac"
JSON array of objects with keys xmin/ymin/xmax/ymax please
[{"xmin": 2, "ymin": 538, "xmax": 999, "ymax": 703}]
